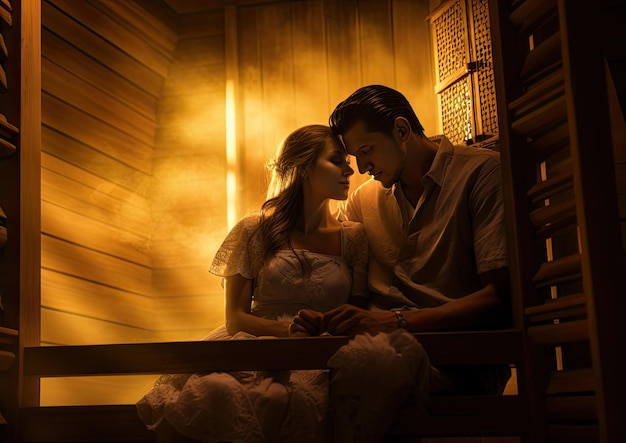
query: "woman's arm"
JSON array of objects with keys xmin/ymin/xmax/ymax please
[{"xmin": 224, "ymin": 273, "xmax": 293, "ymax": 337}]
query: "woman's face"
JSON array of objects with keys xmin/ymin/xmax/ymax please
[{"xmin": 305, "ymin": 138, "xmax": 354, "ymax": 201}]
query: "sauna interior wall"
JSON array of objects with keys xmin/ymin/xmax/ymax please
[{"xmin": 40, "ymin": 0, "xmax": 437, "ymax": 405}]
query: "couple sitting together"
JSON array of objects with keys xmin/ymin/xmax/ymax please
[{"xmin": 137, "ymin": 85, "xmax": 511, "ymax": 442}]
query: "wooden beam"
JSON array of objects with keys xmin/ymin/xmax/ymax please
[{"xmin": 23, "ymin": 330, "xmax": 523, "ymax": 377}]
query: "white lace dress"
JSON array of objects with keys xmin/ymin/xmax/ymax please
[{"xmin": 136, "ymin": 215, "xmax": 369, "ymax": 443}]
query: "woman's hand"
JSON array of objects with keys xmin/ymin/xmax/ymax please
[
  {"xmin": 291, "ymin": 309, "xmax": 324, "ymax": 336},
  {"xmin": 320, "ymin": 304, "xmax": 398, "ymax": 336}
]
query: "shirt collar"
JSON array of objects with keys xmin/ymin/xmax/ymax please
[
  {"xmin": 423, "ymin": 134, "xmax": 454, "ymax": 187},
  {"xmin": 390, "ymin": 134, "xmax": 454, "ymax": 198}
]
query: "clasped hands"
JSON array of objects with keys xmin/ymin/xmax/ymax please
[{"xmin": 288, "ymin": 304, "xmax": 397, "ymax": 337}]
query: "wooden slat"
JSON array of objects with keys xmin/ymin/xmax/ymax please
[
  {"xmin": 41, "ymin": 269, "xmax": 152, "ymax": 330},
  {"xmin": 42, "ymin": 29, "xmax": 158, "ymax": 120},
  {"xmin": 528, "ymin": 121, "xmax": 569, "ymax": 157},
  {"xmin": 23, "ymin": 330, "xmax": 523, "ymax": 377},
  {"xmin": 42, "ymin": 132, "xmax": 151, "ymax": 198},
  {"xmin": 42, "ymin": 0, "xmax": 163, "ymax": 97},
  {"xmin": 325, "ymin": 0, "xmax": 361, "ymax": 106},
  {"xmin": 42, "ymin": 93, "xmax": 153, "ymax": 174},
  {"xmin": 237, "ymin": 6, "xmax": 265, "ymax": 215},
  {"xmin": 510, "ymin": 94, "xmax": 567, "ymax": 138},
  {"xmin": 47, "ymin": 0, "xmax": 170, "ymax": 77},
  {"xmin": 520, "ymin": 30, "xmax": 562, "ymax": 86},
  {"xmin": 532, "ymin": 253, "xmax": 581, "ymax": 287},
  {"xmin": 509, "ymin": 0, "xmax": 557, "ymax": 33},
  {"xmin": 42, "ymin": 57, "xmax": 156, "ymax": 145},
  {"xmin": 525, "ymin": 294, "xmax": 586, "ymax": 323},
  {"xmin": 151, "ymin": 265, "xmax": 223, "ymax": 297},
  {"xmin": 41, "ymin": 309, "xmax": 153, "ymax": 346},
  {"xmin": 393, "ymin": 0, "xmax": 439, "ymax": 134},
  {"xmin": 0, "ymin": 350, "xmax": 15, "ymax": 371},
  {"xmin": 547, "ymin": 368, "xmax": 595, "ymax": 395},
  {"xmin": 527, "ymin": 170, "xmax": 573, "ymax": 203},
  {"xmin": 41, "ymin": 152, "xmax": 150, "ymax": 212},
  {"xmin": 42, "ymin": 235, "xmax": 151, "ymax": 296},
  {"xmin": 509, "ymin": 69, "xmax": 564, "ymax": 122},
  {"xmin": 41, "ymin": 174, "xmax": 150, "ymax": 238},
  {"xmin": 529, "ymin": 199, "xmax": 576, "ymax": 233},
  {"xmin": 291, "ymin": 1, "xmax": 329, "ymax": 126},
  {"xmin": 258, "ymin": 2, "xmax": 296, "ymax": 163},
  {"xmin": 358, "ymin": 0, "xmax": 395, "ymax": 86},
  {"xmin": 89, "ymin": 0, "xmax": 178, "ymax": 56},
  {"xmin": 527, "ymin": 319, "xmax": 589, "ymax": 346},
  {"xmin": 42, "ymin": 201, "xmax": 151, "ymax": 267}
]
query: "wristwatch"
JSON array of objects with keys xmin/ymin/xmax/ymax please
[{"xmin": 391, "ymin": 307, "xmax": 409, "ymax": 329}]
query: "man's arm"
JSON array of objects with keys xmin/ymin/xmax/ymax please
[{"xmin": 313, "ymin": 267, "xmax": 510, "ymax": 336}]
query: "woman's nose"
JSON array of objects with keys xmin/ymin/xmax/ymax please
[
  {"xmin": 344, "ymin": 164, "xmax": 354, "ymax": 176},
  {"xmin": 358, "ymin": 161, "xmax": 370, "ymax": 175}
]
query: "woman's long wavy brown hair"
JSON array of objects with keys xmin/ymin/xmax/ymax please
[{"xmin": 255, "ymin": 124, "xmax": 339, "ymax": 268}]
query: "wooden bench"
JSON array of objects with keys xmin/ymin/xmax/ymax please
[{"xmin": 19, "ymin": 330, "xmax": 528, "ymax": 442}]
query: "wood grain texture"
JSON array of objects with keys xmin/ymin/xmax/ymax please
[{"xmin": 42, "ymin": 1, "xmax": 164, "ymax": 97}]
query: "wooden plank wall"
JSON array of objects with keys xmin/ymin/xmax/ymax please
[
  {"xmin": 40, "ymin": 0, "xmax": 179, "ymax": 405},
  {"xmin": 41, "ymin": 0, "xmax": 176, "ymax": 346},
  {"xmin": 149, "ymin": 8, "xmax": 228, "ymax": 342},
  {"xmin": 236, "ymin": 0, "xmax": 438, "ymax": 215}
]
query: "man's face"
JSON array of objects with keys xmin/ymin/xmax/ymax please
[{"xmin": 341, "ymin": 120, "xmax": 405, "ymax": 188}]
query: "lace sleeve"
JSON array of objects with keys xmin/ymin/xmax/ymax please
[
  {"xmin": 209, "ymin": 215, "xmax": 262, "ymax": 279},
  {"xmin": 342, "ymin": 221, "xmax": 370, "ymax": 300}
]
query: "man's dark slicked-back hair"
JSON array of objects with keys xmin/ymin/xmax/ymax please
[{"xmin": 329, "ymin": 84, "xmax": 425, "ymax": 137}]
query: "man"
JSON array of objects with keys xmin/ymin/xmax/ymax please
[{"xmin": 293, "ymin": 85, "xmax": 511, "ymax": 440}]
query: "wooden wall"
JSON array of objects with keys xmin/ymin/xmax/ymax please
[
  {"xmin": 149, "ymin": 8, "xmax": 228, "ymax": 342},
  {"xmin": 41, "ymin": 0, "xmax": 176, "ymax": 345},
  {"xmin": 38, "ymin": 0, "xmax": 439, "ymax": 405},
  {"xmin": 235, "ymin": 0, "xmax": 438, "ymax": 214}
]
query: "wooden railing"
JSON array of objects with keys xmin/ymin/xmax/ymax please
[{"xmin": 19, "ymin": 330, "xmax": 529, "ymax": 442}]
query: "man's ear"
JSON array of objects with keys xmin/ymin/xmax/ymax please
[{"xmin": 394, "ymin": 117, "xmax": 411, "ymax": 141}]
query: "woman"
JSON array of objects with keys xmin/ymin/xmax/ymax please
[{"xmin": 137, "ymin": 124, "xmax": 369, "ymax": 442}]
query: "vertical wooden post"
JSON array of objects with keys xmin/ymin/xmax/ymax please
[{"xmin": 19, "ymin": 0, "xmax": 41, "ymax": 408}]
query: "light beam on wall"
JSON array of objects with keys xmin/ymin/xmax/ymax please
[{"xmin": 226, "ymin": 79, "xmax": 237, "ymax": 230}]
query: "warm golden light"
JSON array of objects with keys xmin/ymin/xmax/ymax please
[{"xmin": 226, "ymin": 81, "xmax": 237, "ymax": 229}]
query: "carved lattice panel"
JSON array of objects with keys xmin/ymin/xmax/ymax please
[
  {"xmin": 433, "ymin": 0, "xmax": 468, "ymax": 83},
  {"xmin": 430, "ymin": 0, "xmax": 498, "ymax": 144},
  {"xmin": 471, "ymin": 0, "xmax": 498, "ymax": 138},
  {"xmin": 433, "ymin": 0, "xmax": 471, "ymax": 144},
  {"xmin": 441, "ymin": 79, "xmax": 472, "ymax": 145}
]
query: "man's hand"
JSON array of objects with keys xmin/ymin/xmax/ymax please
[
  {"xmin": 290, "ymin": 309, "xmax": 323, "ymax": 336},
  {"xmin": 319, "ymin": 304, "xmax": 398, "ymax": 336}
]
